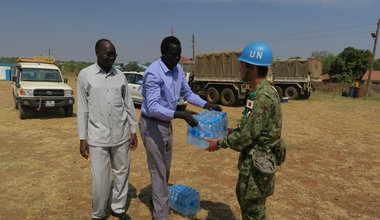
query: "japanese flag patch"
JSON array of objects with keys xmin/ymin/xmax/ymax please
[{"xmin": 246, "ymin": 100, "xmax": 254, "ymax": 109}]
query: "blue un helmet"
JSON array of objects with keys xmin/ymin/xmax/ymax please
[{"xmin": 238, "ymin": 42, "xmax": 273, "ymax": 66}]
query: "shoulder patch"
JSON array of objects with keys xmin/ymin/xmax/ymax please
[{"xmin": 246, "ymin": 100, "xmax": 254, "ymax": 109}]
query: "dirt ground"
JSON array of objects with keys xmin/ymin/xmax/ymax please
[{"xmin": 0, "ymin": 80, "xmax": 379, "ymax": 220}]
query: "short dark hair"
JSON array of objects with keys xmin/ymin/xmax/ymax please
[
  {"xmin": 160, "ymin": 36, "xmax": 181, "ymax": 54},
  {"xmin": 95, "ymin": 39, "xmax": 112, "ymax": 53},
  {"xmin": 247, "ymin": 63, "xmax": 268, "ymax": 77}
]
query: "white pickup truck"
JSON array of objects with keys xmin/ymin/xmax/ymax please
[{"xmin": 11, "ymin": 57, "xmax": 75, "ymax": 119}]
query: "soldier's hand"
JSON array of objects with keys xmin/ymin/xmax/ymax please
[
  {"xmin": 227, "ymin": 128, "xmax": 234, "ymax": 135},
  {"xmin": 129, "ymin": 133, "xmax": 138, "ymax": 151},
  {"xmin": 79, "ymin": 140, "xmax": 89, "ymax": 159},
  {"xmin": 204, "ymin": 138, "xmax": 219, "ymax": 152}
]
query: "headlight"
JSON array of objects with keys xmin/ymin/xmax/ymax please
[
  {"xmin": 19, "ymin": 89, "xmax": 33, "ymax": 96},
  {"xmin": 64, "ymin": 90, "xmax": 73, "ymax": 96}
]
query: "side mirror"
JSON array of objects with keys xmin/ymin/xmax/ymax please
[
  {"xmin": 64, "ymin": 78, "xmax": 68, "ymax": 83},
  {"xmin": 136, "ymin": 80, "xmax": 143, "ymax": 85}
]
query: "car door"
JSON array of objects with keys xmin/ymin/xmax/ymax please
[
  {"xmin": 132, "ymin": 73, "xmax": 143, "ymax": 103},
  {"xmin": 125, "ymin": 73, "xmax": 143, "ymax": 104}
]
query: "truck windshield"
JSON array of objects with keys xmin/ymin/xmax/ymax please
[{"xmin": 21, "ymin": 68, "xmax": 62, "ymax": 82}]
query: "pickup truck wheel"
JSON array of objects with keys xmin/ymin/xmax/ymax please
[
  {"xmin": 64, "ymin": 106, "xmax": 73, "ymax": 117},
  {"xmin": 14, "ymin": 98, "xmax": 18, "ymax": 109},
  {"xmin": 206, "ymin": 87, "xmax": 220, "ymax": 104},
  {"xmin": 18, "ymin": 101, "xmax": 27, "ymax": 120},
  {"xmin": 284, "ymin": 86, "xmax": 299, "ymax": 100},
  {"xmin": 220, "ymin": 88, "xmax": 236, "ymax": 106},
  {"xmin": 274, "ymin": 86, "xmax": 283, "ymax": 98}
]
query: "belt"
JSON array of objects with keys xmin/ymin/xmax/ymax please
[{"xmin": 141, "ymin": 113, "xmax": 170, "ymax": 123}]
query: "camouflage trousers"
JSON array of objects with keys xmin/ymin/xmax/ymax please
[{"xmin": 236, "ymin": 172, "xmax": 275, "ymax": 220}]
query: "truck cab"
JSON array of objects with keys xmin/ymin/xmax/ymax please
[{"xmin": 11, "ymin": 57, "xmax": 75, "ymax": 119}]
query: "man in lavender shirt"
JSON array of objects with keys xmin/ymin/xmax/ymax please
[{"xmin": 139, "ymin": 36, "xmax": 221, "ymax": 220}]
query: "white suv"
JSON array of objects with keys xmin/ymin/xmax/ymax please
[
  {"xmin": 123, "ymin": 71, "xmax": 187, "ymax": 111},
  {"xmin": 11, "ymin": 57, "xmax": 75, "ymax": 119}
]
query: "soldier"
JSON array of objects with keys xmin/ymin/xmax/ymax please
[{"xmin": 205, "ymin": 42, "xmax": 284, "ymax": 220}]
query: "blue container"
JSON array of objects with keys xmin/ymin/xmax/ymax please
[
  {"xmin": 281, "ymin": 97, "xmax": 288, "ymax": 103},
  {"xmin": 349, "ymin": 86, "xmax": 356, "ymax": 97},
  {"xmin": 5, "ymin": 69, "xmax": 11, "ymax": 81}
]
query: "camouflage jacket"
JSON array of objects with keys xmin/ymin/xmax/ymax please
[{"xmin": 218, "ymin": 80, "xmax": 282, "ymax": 176}]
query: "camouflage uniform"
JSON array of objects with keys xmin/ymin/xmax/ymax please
[{"xmin": 218, "ymin": 80, "xmax": 282, "ymax": 220}]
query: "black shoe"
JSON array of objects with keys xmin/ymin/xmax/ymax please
[{"xmin": 112, "ymin": 212, "xmax": 131, "ymax": 220}]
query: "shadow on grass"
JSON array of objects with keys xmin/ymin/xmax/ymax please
[
  {"xmin": 126, "ymin": 183, "xmax": 138, "ymax": 211},
  {"xmin": 201, "ymin": 200, "xmax": 237, "ymax": 220},
  {"xmin": 138, "ymin": 184, "xmax": 154, "ymax": 218},
  {"xmin": 137, "ymin": 184, "xmax": 236, "ymax": 220},
  {"xmin": 20, "ymin": 108, "xmax": 77, "ymax": 120}
]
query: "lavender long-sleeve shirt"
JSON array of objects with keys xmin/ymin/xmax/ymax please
[{"xmin": 141, "ymin": 59, "xmax": 206, "ymax": 121}]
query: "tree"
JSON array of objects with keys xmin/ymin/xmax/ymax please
[
  {"xmin": 121, "ymin": 61, "xmax": 144, "ymax": 72},
  {"xmin": 311, "ymin": 50, "xmax": 336, "ymax": 74},
  {"xmin": 374, "ymin": 58, "xmax": 380, "ymax": 70},
  {"xmin": 329, "ymin": 47, "xmax": 371, "ymax": 82},
  {"xmin": 0, "ymin": 57, "xmax": 17, "ymax": 63}
]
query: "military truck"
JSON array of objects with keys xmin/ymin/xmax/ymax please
[
  {"xmin": 269, "ymin": 58, "xmax": 322, "ymax": 99},
  {"xmin": 11, "ymin": 57, "xmax": 75, "ymax": 119},
  {"xmin": 188, "ymin": 51, "xmax": 250, "ymax": 106},
  {"xmin": 186, "ymin": 51, "xmax": 322, "ymax": 106}
]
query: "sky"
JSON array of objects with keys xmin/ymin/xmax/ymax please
[{"xmin": 0, "ymin": 0, "xmax": 379, "ymax": 63}]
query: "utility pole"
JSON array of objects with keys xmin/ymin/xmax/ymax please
[
  {"xmin": 171, "ymin": 28, "xmax": 174, "ymax": 36},
  {"xmin": 365, "ymin": 18, "xmax": 380, "ymax": 98},
  {"xmin": 48, "ymin": 48, "xmax": 51, "ymax": 60},
  {"xmin": 192, "ymin": 34, "xmax": 195, "ymax": 61}
]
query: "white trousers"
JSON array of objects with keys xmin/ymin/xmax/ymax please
[{"xmin": 89, "ymin": 142, "xmax": 130, "ymax": 219}]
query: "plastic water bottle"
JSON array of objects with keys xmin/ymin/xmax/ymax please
[
  {"xmin": 169, "ymin": 184, "xmax": 200, "ymax": 216},
  {"xmin": 186, "ymin": 110, "xmax": 228, "ymax": 148}
]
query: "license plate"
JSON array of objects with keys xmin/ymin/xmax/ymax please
[{"xmin": 46, "ymin": 101, "xmax": 55, "ymax": 107}]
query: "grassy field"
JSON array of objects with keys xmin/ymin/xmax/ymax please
[{"xmin": 0, "ymin": 80, "xmax": 379, "ymax": 220}]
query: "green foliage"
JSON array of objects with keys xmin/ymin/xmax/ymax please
[
  {"xmin": 121, "ymin": 61, "xmax": 144, "ymax": 72},
  {"xmin": 329, "ymin": 47, "xmax": 372, "ymax": 82},
  {"xmin": 0, "ymin": 57, "xmax": 17, "ymax": 63},
  {"xmin": 311, "ymin": 50, "xmax": 336, "ymax": 74},
  {"xmin": 56, "ymin": 60, "xmax": 92, "ymax": 73},
  {"xmin": 374, "ymin": 58, "xmax": 380, "ymax": 70}
]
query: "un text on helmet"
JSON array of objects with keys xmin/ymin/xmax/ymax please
[{"xmin": 250, "ymin": 50, "xmax": 263, "ymax": 60}]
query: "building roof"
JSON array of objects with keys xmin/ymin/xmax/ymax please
[
  {"xmin": 180, "ymin": 56, "xmax": 191, "ymax": 62},
  {"xmin": 362, "ymin": 70, "xmax": 380, "ymax": 81}
]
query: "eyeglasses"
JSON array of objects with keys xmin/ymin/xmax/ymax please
[{"xmin": 100, "ymin": 53, "xmax": 118, "ymax": 59}]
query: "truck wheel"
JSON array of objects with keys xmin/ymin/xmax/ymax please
[
  {"xmin": 18, "ymin": 101, "xmax": 27, "ymax": 120},
  {"xmin": 64, "ymin": 106, "xmax": 73, "ymax": 117},
  {"xmin": 220, "ymin": 88, "xmax": 236, "ymax": 106},
  {"xmin": 284, "ymin": 86, "xmax": 299, "ymax": 100},
  {"xmin": 206, "ymin": 87, "xmax": 220, "ymax": 104},
  {"xmin": 274, "ymin": 86, "xmax": 283, "ymax": 98},
  {"xmin": 301, "ymin": 92, "xmax": 311, "ymax": 99}
]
